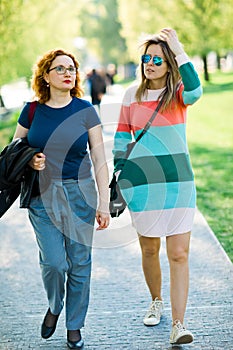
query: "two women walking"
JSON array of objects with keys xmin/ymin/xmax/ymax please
[{"xmin": 11, "ymin": 27, "xmax": 201, "ymax": 348}]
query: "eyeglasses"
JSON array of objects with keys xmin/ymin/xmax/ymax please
[
  {"xmin": 141, "ymin": 54, "xmax": 166, "ymax": 66},
  {"xmin": 48, "ymin": 65, "xmax": 77, "ymax": 75}
]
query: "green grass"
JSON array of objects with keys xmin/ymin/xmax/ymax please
[
  {"xmin": 187, "ymin": 71, "xmax": 233, "ymax": 261},
  {"xmin": 0, "ymin": 111, "xmax": 19, "ymax": 150}
]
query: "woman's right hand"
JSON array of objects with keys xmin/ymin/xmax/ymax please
[
  {"xmin": 28, "ymin": 153, "xmax": 46, "ymax": 171},
  {"xmin": 158, "ymin": 28, "xmax": 184, "ymax": 56}
]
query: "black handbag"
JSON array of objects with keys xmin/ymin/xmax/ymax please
[
  {"xmin": 109, "ymin": 173, "xmax": 126, "ymax": 217},
  {"xmin": 109, "ymin": 98, "xmax": 163, "ymax": 218}
]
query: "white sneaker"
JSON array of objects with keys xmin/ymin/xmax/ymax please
[
  {"xmin": 143, "ymin": 298, "xmax": 163, "ymax": 326},
  {"xmin": 170, "ymin": 320, "xmax": 194, "ymax": 344}
]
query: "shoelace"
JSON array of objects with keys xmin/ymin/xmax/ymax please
[
  {"xmin": 173, "ymin": 319, "xmax": 186, "ymax": 331},
  {"xmin": 148, "ymin": 298, "xmax": 162, "ymax": 317}
]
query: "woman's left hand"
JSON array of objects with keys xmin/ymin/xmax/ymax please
[
  {"xmin": 96, "ymin": 210, "xmax": 110, "ymax": 230},
  {"xmin": 158, "ymin": 28, "xmax": 185, "ymax": 56}
]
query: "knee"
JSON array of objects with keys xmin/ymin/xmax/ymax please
[
  {"xmin": 140, "ymin": 238, "xmax": 160, "ymax": 258},
  {"xmin": 40, "ymin": 257, "xmax": 68, "ymax": 275},
  {"xmin": 168, "ymin": 247, "xmax": 189, "ymax": 264},
  {"xmin": 142, "ymin": 246, "xmax": 159, "ymax": 258}
]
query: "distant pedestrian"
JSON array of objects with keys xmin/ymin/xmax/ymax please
[
  {"xmin": 89, "ymin": 68, "xmax": 106, "ymax": 108},
  {"xmin": 13, "ymin": 48, "xmax": 110, "ymax": 349},
  {"xmin": 106, "ymin": 63, "xmax": 116, "ymax": 86},
  {"xmin": 112, "ymin": 28, "xmax": 202, "ymax": 345}
]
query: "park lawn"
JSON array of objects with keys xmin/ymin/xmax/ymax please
[{"xmin": 187, "ymin": 71, "xmax": 233, "ymax": 261}]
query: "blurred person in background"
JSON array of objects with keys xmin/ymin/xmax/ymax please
[
  {"xmin": 88, "ymin": 68, "xmax": 107, "ymax": 111},
  {"xmin": 106, "ymin": 63, "xmax": 117, "ymax": 86}
]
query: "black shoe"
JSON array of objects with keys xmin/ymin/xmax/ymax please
[
  {"xmin": 67, "ymin": 330, "xmax": 84, "ymax": 349},
  {"xmin": 41, "ymin": 308, "xmax": 59, "ymax": 339}
]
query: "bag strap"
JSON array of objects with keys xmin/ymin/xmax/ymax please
[
  {"xmin": 28, "ymin": 101, "xmax": 38, "ymax": 126},
  {"xmin": 135, "ymin": 97, "xmax": 164, "ymax": 143}
]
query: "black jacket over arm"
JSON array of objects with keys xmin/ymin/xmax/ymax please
[{"xmin": 0, "ymin": 137, "xmax": 41, "ymax": 218}]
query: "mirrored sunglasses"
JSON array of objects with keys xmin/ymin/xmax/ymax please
[{"xmin": 141, "ymin": 54, "xmax": 165, "ymax": 66}]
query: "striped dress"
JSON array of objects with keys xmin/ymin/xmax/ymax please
[{"xmin": 113, "ymin": 53, "xmax": 202, "ymax": 237}]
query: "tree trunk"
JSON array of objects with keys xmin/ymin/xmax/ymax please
[
  {"xmin": 202, "ymin": 54, "xmax": 209, "ymax": 81},
  {"xmin": 216, "ymin": 52, "xmax": 221, "ymax": 70}
]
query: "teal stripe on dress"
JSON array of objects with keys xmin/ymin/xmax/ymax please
[
  {"xmin": 121, "ymin": 182, "xmax": 196, "ymax": 212},
  {"xmin": 113, "ymin": 131, "xmax": 132, "ymax": 154},
  {"xmin": 183, "ymin": 85, "xmax": 203, "ymax": 105},
  {"xmin": 133, "ymin": 124, "xmax": 188, "ymax": 156},
  {"xmin": 118, "ymin": 153, "xmax": 194, "ymax": 188},
  {"xmin": 113, "ymin": 124, "xmax": 188, "ymax": 171},
  {"xmin": 113, "ymin": 131, "xmax": 132, "ymax": 171}
]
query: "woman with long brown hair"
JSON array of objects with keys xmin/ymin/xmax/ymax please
[{"xmin": 113, "ymin": 28, "xmax": 202, "ymax": 345}]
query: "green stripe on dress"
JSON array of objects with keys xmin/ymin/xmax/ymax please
[{"xmin": 118, "ymin": 153, "xmax": 194, "ymax": 189}]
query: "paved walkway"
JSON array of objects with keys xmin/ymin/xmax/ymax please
[
  {"xmin": 0, "ymin": 94, "xmax": 232, "ymax": 349},
  {"xmin": 0, "ymin": 200, "xmax": 232, "ymax": 350}
]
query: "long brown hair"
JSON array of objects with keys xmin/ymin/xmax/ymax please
[
  {"xmin": 135, "ymin": 35, "xmax": 181, "ymax": 111},
  {"xmin": 31, "ymin": 48, "xmax": 84, "ymax": 104}
]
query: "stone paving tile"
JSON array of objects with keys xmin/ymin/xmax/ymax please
[{"xmin": 0, "ymin": 202, "xmax": 232, "ymax": 350}]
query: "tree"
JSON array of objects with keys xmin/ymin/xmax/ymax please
[
  {"xmin": 118, "ymin": 0, "xmax": 174, "ymax": 62},
  {"xmin": 0, "ymin": 0, "xmax": 83, "ymax": 86},
  {"xmin": 118, "ymin": 0, "xmax": 233, "ymax": 80},
  {"xmin": 78, "ymin": 0, "xmax": 127, "ymax": 65},
  {"xmin": 173, "ymin": 0, "xmax": 233, "ymax": 80},
  {"xmin": 0, "ymin": 0, "xmax": 24, "ymax": 85},
  {"xmin": 1, "ymin": 0, "xmax": 232, "ymax": 86}
]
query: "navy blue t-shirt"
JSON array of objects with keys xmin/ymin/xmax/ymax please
[{"xmin": 18, "ymin": 97, "xmax": 101, "ymax": 179}]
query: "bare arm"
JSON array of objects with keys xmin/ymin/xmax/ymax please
[
  {"xmin": 13, "ymin": 123, "xmax": 29, "ymax": 140},
  {"xmin": 88, "ymin": 124, "xmax": 110, "ymax": 230}
]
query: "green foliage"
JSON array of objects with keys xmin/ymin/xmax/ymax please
[
  {"xmin": 1, "ymin": 0, "xmax": 232, "ymax": 86},
  {"xmin": 118, "ymin": 0, "xmax": 173, "ymax": 61},
  {"xmin": 174, "ymin": 0, "xmax": 233, "ymax": 56},
  {"xmin": 118, "ymin": 0, "xmax": 233, "ymax": 78},
  {"xmin": 0, "ymin": 1, "xmax": 84, "ymax": 86},
  {"xmin": 0, "ymin": 0, "xmax": 24, "ymax": 84},
  {"xmin": 0, "ymin": 110, "xmax": 20, "ymax": 149},
  {"xmin": 79, "ymin": 0, "xmax": 127, "ymax": 65}
]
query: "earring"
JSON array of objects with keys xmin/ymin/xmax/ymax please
[{"xmin": 46, "ymin": 83, "xmax": 49, "ymax": 87}]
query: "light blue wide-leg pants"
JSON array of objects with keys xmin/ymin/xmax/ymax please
[{"xmin": 28, "ymin": 178, "xmax": 97, "ymax": 330}]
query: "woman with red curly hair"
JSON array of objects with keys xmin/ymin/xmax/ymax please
[{"xmin": 14, "ymin": 49, "xmax": 110, "ymax": 348}]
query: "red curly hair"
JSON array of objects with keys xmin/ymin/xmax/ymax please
[{"xmin": 31, "ymin": 49, "xmax": 84, "ymax": 104}]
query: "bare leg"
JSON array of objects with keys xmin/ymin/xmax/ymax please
[
  {"xmin": 166, "ymin": 232, "xmax": 191, "ymax": 323},
  {"xmin": 139, "ymin": 235, "xmax": 162, "ymax": 300}
]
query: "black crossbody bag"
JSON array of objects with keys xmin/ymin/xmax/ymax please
[{"xmin": 109, "ymin": 98, "xmax": 164, "ymax": 218}]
